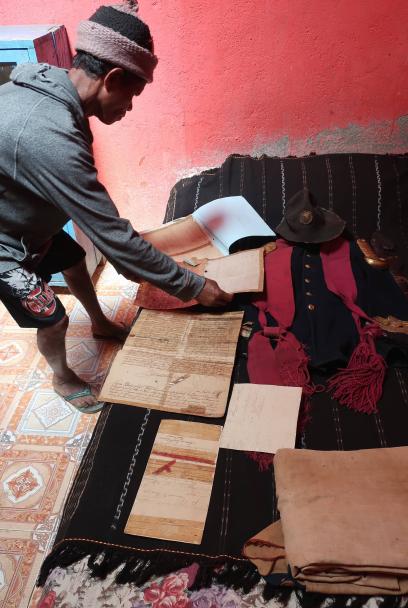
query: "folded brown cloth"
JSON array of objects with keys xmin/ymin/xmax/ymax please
[{"xmin": 243, "ymin": 447, "xmax": 408, "ymax": 595}]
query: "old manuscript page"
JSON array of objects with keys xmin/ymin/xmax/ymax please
[
  {"xmin": 125, "ymin": 420, "xmax": 222, "ymax": 544},
  {"xmin": 99, "ymin": 310, "xmax": 244, "ymax": 417},
  {"xmin": 134, "ymin": 248, "xmax": 264, "ymax": 310},
  {"xmin": 141, "ymin": 215, "xmax": 223, "ymax": 261},
  {"xmin": 220, "ymin": 384, "xmax": 302, "ymax": 454},
  {"xmin": 203, "ymin": 248, "xmax": 264, "ymax": 293}
]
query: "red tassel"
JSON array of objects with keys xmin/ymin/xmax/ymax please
[
  {"xmin": 328, "ymin": 330, "xmax": 386, "ymax": 414},
  {"xmin": 246, "ymin": 452, "xmax": 274, "ymax": 471}
]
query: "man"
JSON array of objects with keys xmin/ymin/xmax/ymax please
[{"xmin": 0, "ymin": 1, "xmax": 232, "ymax": 414}]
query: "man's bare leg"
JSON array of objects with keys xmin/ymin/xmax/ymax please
[
  {"xmin": 63, "ymin": 258, "xmax": 128, "ymax": 340},
  {"xmin": 37, "ymin": 315, "xmax": 97, "ymax": 407}
]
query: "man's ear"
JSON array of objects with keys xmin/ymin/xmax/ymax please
[{"xmin": 104, "ymin": 67, "xmax": 126, "ymax": 92}]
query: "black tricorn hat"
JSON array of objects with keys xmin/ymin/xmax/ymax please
[{"xmin": 275, "ymin": 188, "xmax": 346, "ymax": 244}]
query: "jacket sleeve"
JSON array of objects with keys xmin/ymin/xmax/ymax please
[{"xmin": 16, "ymin": 111, "xmax": 205, "ymax": 302}]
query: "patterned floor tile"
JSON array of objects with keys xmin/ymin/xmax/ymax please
[
  {"xmin": 0, "ymin": 334, "xmax": 40, "ymax": 386},
  {"xmin": 66, "ymin": 337, "xmax": 105, "ymax": 375},
  {"xmin": 0, "ymin": 262, "xmax": 133, "ymax": 607},
  {"xmin": 0, "ymin": 444, "xmax": 76, "ymax": 529},
  {"xmin": 32, "ymin": 513, "xmax": 61, "ymax": 554},
  {"xmin": 0, "ymin": 534, "xmax": 48, "ymax": 608},
  {"xmin": 93, "ymin": 262, "xmax": 131, "ymax": 290},
  {"xmin": 0, "ymin": 385, "xmax": 18, "ymax": 429},
  {"xmin": 18, "ymin": 391, "xmax": 79, "ymax": 436},
  {"xmin": 0, "ymin": 301, "xmax": 9, "ymax": 324},
  {"xmin": 28, "ymin": 585, "xmax": 42, "ymax": 608},
  {"xmin": 0, "ymin": 430, "xmax": 17, "ymax": 455},
  {"xmin": 64, "ymin": 430, "xmax": 94, "ymax": 463},
  {"xmin": 14, "ymin": 367, "xmax": 50, "ymax": 394},
  {"xmin": 3, "ymin": 384, "xmax": 90, "ymax": 448},
  {"xmin": 69, "ymin": 296, "xmax": 120, "ymax": 324}
]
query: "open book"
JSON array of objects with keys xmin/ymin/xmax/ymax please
[
  {"xmin": 141, "ymin": 196, "xmax": 275, "ymax": 260},
  {"xmin": 137, "ymin": 196, "xmax": 275, "ymax": 308}
]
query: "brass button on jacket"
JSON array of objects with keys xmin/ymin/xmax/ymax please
[
  {"xmin": 308, "ymin": 304, "xmax": 315, "ymax": 311},
  {"xmin": 305, "ymin": 278, "xmax": 311, "ymax": 284}
]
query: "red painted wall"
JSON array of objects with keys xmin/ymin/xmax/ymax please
[{"xmin": 1, "ymin": 0, "xmax": 408, "ymax": 228}]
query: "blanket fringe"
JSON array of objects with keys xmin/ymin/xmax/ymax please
[
  {"xmin": 38, "ymin": 543, "xmax": 408, "ymax": 607},
  {"xmin": 37, "ymin": 541, "xmax": 260, "ymax": 593}
]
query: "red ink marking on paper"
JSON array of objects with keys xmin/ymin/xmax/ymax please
[
  {"xmin": 153, "ymin": 459, "xmax": 177, "ymax": 475},
  {"xmin": 152, "ymin": 450, "xmax": 215, "ymax": 466}
]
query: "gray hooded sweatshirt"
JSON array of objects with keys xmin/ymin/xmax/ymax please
[{"xmin": 0, "ymin": 63, "xmax": 204, "ymax": 301}]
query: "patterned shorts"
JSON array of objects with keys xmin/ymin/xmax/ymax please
[{"xmin": 0, "ymin": 231, "xmax": 85, "ymax": 329}]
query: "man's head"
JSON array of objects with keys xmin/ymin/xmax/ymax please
[{"xmin": 71, "ymin": 1, "xmax": 158, "ymax": 124}]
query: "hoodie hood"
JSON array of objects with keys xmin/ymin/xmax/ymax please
[{"xmin": 11, "ymin": 63, "xmax": 88, "ymax": 130}]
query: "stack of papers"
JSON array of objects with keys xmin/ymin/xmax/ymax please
[
  {"xmin": 137, "ymin": 196, "xmax": 275, "ymax": 309},
  {"xmin": 124, "ymin": 384, "xmax": 302, "ymax": 544}
]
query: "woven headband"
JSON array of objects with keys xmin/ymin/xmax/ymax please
[{"xmin": 75, "ymin": 20, "xmax": 158, "ymax": 83}]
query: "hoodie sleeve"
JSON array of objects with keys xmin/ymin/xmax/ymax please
[{"xmin": 15, "ymin": 105, "xmax": 205, "ymax": 302}]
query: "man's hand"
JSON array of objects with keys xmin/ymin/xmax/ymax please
[{"xmin": 195, "ymin": 278, "xmax": 233, "ymax": 307}]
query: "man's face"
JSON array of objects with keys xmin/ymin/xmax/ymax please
[{"xmin": 96, "ymin": 68, "xmax": 146, "ymax": 124}]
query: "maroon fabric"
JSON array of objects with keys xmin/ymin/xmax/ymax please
[
  {"xmin": 320, "ymin": 238, "xmax": 370, "ymax": 328},
  {"xmin": 247, "ymin": 241, "xmax": 318, "ymax": 468},
  {"xmin": 321, "ymin": 238, "xmax": 386, "ymax": 413},
  {"xmin": 247, "ymin": 241, "xmax": 315, "ymax": 391},
  {"xmin": 248, "ymin": 240, "xmax": 317, "ymax": 400}
]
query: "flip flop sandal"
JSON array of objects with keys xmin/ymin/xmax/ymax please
[
  {"xmin": 92, "ymin": 321, "xmax": 129, "ymax": 341},
  {"xmin": 55, "ymin": 386, "xmax": 105, "ymax": 414}
]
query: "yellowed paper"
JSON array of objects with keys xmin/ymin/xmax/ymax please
[
  {"xmin": 99, "ymin": 310, "xmax": 244, "ymax": 417},
  {"xmin": 134, "ymin": 248, "xmax": 264, "ymax": 310},
  {"xmin": 141, "ymin": 215, "xmax": 223, "ymax": 261},
  {"xmin": 204, "ymin": 248, "xmax": 264, "ymax": 293},
  {"xmin": 220, "ymin": 384, "xmax": 302, "ymax": 453},
  {"xmin": 125, "ymin": 419, "xmax": 222, "ymax": 544}
]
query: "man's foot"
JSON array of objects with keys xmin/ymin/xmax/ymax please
[
  {"xmin": 91, "ymin": 319, "xmax": 129, "ymax": 341},
  {"xmin": 52, "ymin": 371, "xmax": 101, "ymax": 412}
]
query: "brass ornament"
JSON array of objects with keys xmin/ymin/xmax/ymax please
[
  {"xmin": 356, "ymin": 239, "xmax": 389, "ymax": 269},
  {"xmin": 374, "ymin": 316, "xmax": 408, "ymax": 334},
  {"xmin": 263, "ymin": 241, "xmax": 277, "ymax": 255},
  {"xmin": 299, "ymin": 210, "xmax": 313, "ymax": 225}
]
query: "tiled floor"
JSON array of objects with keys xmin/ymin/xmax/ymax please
[{"xmin": 0, "ymin": 263, "xmax": 138, "ymax": 608}]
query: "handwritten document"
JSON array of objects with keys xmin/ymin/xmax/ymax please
[
  {"xmin": 135, "ymin": 248, "xmax": 264, "ymax": 310},
  {"xmin": 125, "ymin": 419, "xmax": 222, "ymax": 544},
  {"xmin": 99, "ymin": 310, "xmax": 244, "ymax": 417},
  {"xmin": 220, "ymin": 384, "xmax": 302, "ymax": 454}
]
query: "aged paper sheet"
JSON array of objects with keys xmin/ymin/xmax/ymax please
[
  {"xmin": 220, "ymin": 384, "xmax": 302, "ymax": 453},
  {"xmin": 141, "ymin": 215, "xmax": 223, "ymax": 261},
  {"xmin": 99, "ymin": 310, "xmax": 244, "ymax": 417},
  {"xmin": 203, "ymin": 248, "xmax": 264, "ymax": 293},
  {"xmin": 134, "ymin": 248, "xmax": 264, "ymax": 310},
  {"xmin": 125, "ymin": 419, "xmax": 222, "ymax": 544}
]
